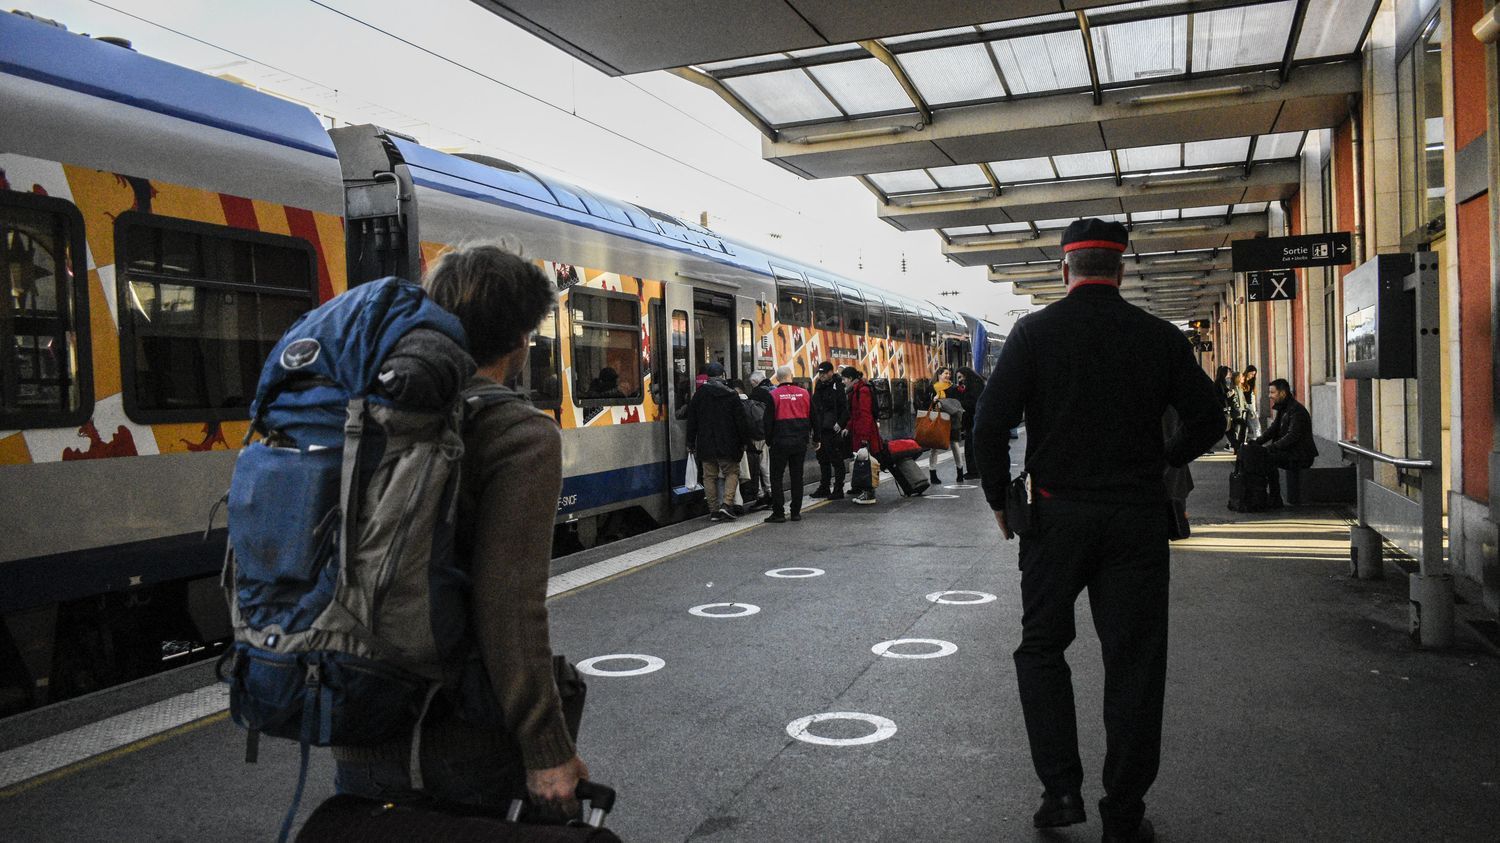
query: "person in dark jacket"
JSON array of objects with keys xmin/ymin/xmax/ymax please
[
  {"xmin": 810, "ymin": 361, "xmax": 849, "ymax": 499},
  {"xmin": 973, "ymin": 219, "xmax": 1223, "ymax": 843},
  {"xmin": 764, "ymin": 365, "xmax": 812, "ymax": 523},
  {"xmin": 956, "ymin": 366, "xmax": 986, "ymax": 478},
  {"xmin": 748, "ymin": 371, "xmax": 777, "ymax": 509},
  {"xmin": 1240, "ymin": 378, "xmax": 1317, "ymax": 508},
  {"xmin": 685, "ymin": 361, "xmax": 750, "ymax": 522},
  {"xmin": 841, "ymin": 366, "xmax": 882, "ymax": 505}
]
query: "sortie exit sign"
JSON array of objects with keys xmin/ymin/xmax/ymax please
[{"xmin": 1231, "ymin": 233, "xmax": 1352, "ymax": 272}]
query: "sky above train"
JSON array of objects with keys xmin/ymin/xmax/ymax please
[{"xmin": 21, "ymin": 0, "xmax": 1036, "ymax": 330}]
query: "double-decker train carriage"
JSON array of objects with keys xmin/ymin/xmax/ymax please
[{"xmin": 0, "ymin": 10, "xmax": 1002, "ymax": 715}]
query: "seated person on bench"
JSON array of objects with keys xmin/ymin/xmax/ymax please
[{"xmin": 1240, "ymin": 378, "xmax": 1317, "ymax": 508}]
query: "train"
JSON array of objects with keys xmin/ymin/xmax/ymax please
[{"xmin": 0, "ymin": 10, "xmax": 1004, "ymax": 715}]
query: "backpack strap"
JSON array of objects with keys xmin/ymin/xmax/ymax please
[
  {"xmin": 461, "ymin": 383, "xmax": 525, "ymax": 431},
  {"xmin": 338, "ymin": 398, "xmax": 365, "ymax": 580}
]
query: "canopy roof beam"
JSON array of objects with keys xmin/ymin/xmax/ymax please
[{"xmin": 859, "ymin": 38, "xmax": 931, "ymax": 127}]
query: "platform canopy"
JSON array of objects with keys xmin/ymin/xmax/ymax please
[{"xmin": 471, "ymin": 0, "xmax": 1381, "ymax": 320}]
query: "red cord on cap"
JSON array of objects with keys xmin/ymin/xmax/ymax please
[{"xmin": 1062, "ymin": 239, "xmax": 1128, "ymax": 253}]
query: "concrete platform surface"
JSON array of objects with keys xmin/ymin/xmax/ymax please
[{"xmin": 3, "ymin": 450, "xmax": 1499, "ymax": 842}]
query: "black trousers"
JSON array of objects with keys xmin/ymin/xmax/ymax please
[
  {"xmin": 1014, "ymin": 498, "xmax": 1170, "ymax": 835},
  {"xmin": 769, "ymin": 444, "xmax": 807, "ymax": 517},
  {"xmin": 1239, "ymin": 443, "xmax": 1305, "ymax": 501},
  {"xmin": 815, "ymin": 429, "xmax": 845, "ymax": 491}
]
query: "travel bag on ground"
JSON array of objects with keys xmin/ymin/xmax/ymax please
[
  {"xmin": 1227, "ymin": 466, "xmax": 1269, "ymax": 512},
  {"xmin": 885, "ymin": 438, "xmax": 922, "ymax": 461},
  {"xmin": 295, "ymin": 781, "xmax": 622, "ymax": 843},
  {"xmin": 889, "ymin": 457, "xmax": 930, "ymax": 497},
  {"xmin": 849, "ymin": 448, "xmax": 880, "ymax": 493}
]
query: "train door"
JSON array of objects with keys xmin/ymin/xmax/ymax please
[{"xmin": 664, "ymin": 282, "xmax": 694, "ymax": 500}]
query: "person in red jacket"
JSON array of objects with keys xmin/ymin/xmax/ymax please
[
  {"xmin": 763, "ymin": 364, "xmax": 812, "ymax": 523},
  {"xmin": 841, "ymin": 366, "xmax": 883, "ymax": 505}
]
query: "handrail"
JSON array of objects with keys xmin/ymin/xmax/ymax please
[{"xmin": 1337, "ymin": 439, "xmax": 1434, "ymax": 470}]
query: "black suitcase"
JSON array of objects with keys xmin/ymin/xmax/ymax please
[
  {"xmin": 889, "ymin": 456, "xmax": 930, "ymax": 497},
  {"xmin": 1227, "ymin": 469, "xmax": 1268, "ymax": 512},
  {"xmin": 295, "ymin": 782, "xmax": 620, "ymax": 843}
]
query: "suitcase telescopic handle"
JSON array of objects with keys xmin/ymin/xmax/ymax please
[{"xmin": 577, "ymin": 780, "xmax": 616, "ymax": 826}]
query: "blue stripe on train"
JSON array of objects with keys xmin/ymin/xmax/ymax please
[{"xmin": 0, "ymin": 461, "xmax": 682, "ymax": 612}]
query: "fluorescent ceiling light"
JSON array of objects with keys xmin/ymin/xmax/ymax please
[
  {"xmin": 957, "ymin": 232, "xmax": 1038, "ymax": 247},
  {"xmin": 992, "ymin": 264, "xmax": 1056, "ymax": 277},
  {"xmin": 1128, "ymin": 84, "xmax": 1254, "ymax": 106},
  {"xmin": 1145, "ymin": 254, "xmax": 1212, "ymax": 265},
  {"xmin": 790, "ymin": 125, "xmax": 907, "ymax": 144},
  {"xmin": 1146, "ymin": 222, "xmax": 1221, "ymax": 234},
  {"xmin": 901, "ymin": 192, "xmax": 993, "ymax": 208},
  {"xmin": 1139, "ymin": 173, "xmax": 1231, "ymax": 189},
  {"xmin": 1146, "ymin": 273, "xmax": 1209, "ymax": 282}
]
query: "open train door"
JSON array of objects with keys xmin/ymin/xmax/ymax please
[{"xmin": 663, "ymin": 281, "xmax": 700, "ymax": 508}]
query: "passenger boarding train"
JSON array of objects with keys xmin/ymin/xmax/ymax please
[{"xmin": 0, "ymin": 11, "xmax": 1004, "ymax": 713}]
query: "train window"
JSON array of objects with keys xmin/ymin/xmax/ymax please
[
  {"xmin": 838, "ymin": 286, "xmax": 866, "ymax": 334},
  {"xmin": 649, "ymin": 299, "xmax": 665, "ymax": 407},
  {"xmin": 671, "ymin": 308, "xmax": 690, "ymax": 411},
  {"xmin": 892, "ymin": 309, "xmax": 911, "ymax": 342},
  {"xmin": 867, "ymin": 301, "xmax": 886, "ymax": 338},
  {"xmin": 526, "ymin": 306, "xmax": 561, "ymax": 407},
  {"xmin": 774, "ymin": 274, "xmax": 810, "ymax": 327},
  {"xmin": 809, "ymin": 278, "xmax": 840, "ymax": 332},
  {"xmin": 738, "ymin": 319, "xmax": 755, "ymax": 380},
  {"xmin": 115, "ymin": 212, "xmax": 314, "ymax": 423},
  {"xmin": 569, "ymin": 288, "xmax": 643, "ymax": 406},
  {"xmin": 1, "ymin": 192, "xmax": 92, "ymax": 428}
]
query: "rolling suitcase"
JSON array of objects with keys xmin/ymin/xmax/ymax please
[
  {"xmin": 1227, "ymin": 468, "xmax": 1267, "ymax": 512},
  {"xmin": 295, "ymin": 781, "xmax": 621, "ymax": 842},
  {"xmin": 889, "ymin": 456, "xmax": 930, "ymax": 497},
  {"xmin": 885, "ymin": 438, "xmax": 922, "ymax": 462}
]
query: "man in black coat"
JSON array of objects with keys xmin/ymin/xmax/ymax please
[
  {"xmin": 809, "ymin": 361, "xmax": 849, "ymax": 499},
  {"xmin": 973, "ymin": 219, "xmax": 1224, "ymax": 843},
  {"xmin": 1240, "ymin": 378, "xmax": 1317, "ymax": 507},
  {"xmin": 685, "ymin": 362, "xmax": 750, "ymax": 522}
]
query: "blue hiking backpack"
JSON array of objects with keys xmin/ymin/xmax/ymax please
[{"xmin": 217, "ymin": 277, "xmax": 508, "ymax": 839}]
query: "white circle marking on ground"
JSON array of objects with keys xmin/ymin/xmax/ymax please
[
  {"xmin": 871, "ymin": 638, "xmax": 958, "ymax": 659},
  {"xmin": 785, "ymin": 712, "xmax": 898, "ymax": 746},
  {"xmin": 944, "ymin": 484, "xmax": 979, "ymax": 490},
  {"xmin": 688, "ymin": 602, "xmax": 761, "ymax": 618},
  {"xmin": 765, "ymin": 567, "xmax": 826, "ymax": 578},
  {"xmin": 925, "ymin": 590, "xmax": 998, "ymax": 605},
  {"xmin": 575, "ymin": 654, "xmax": 666, "ymax": 677},
  {"xmin": 924, "ymin": 494, "xmax": 961, "ymax": 499}
]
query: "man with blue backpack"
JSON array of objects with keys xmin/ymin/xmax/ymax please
[{"xmin": 221, "ymin": 246, "xmax": 590, "ymax": 840}]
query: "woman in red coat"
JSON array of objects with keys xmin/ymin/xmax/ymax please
[{"xmin": 840, "ymin": 366, "xmax": 882, "ymax": 504}]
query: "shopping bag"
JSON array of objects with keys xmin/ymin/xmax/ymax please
[{"xmin": 914, "ymin": 406, "xmax": 952, "ymax": 450}]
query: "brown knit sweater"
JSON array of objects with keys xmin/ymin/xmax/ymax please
[{"xmin": 334, "ymin": 377, "xmax": 576, "ymax": 771}]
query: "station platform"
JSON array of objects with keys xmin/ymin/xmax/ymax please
[{"xmin": 3, "ymin": 450, "xmax": 1499, "ymax": 842}]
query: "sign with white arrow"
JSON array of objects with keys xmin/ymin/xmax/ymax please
[
  {"xmin": 1246, "ymin": 269, "xmax": 1298, "ymax": 302},
  {"xmin": 1231, "ymin": 232, "xmax": 1352, "ymax": 272}
]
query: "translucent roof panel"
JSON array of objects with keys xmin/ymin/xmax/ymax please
[
  {"xmin": 1254, "ymin": 130, "xmax": 1305, "ymax": 160},
  {"xmin": 723, "ymin": 70, "xmax": 841, "ymax": 125},
  {"xmin": 807, "ymin": 59, "xmax": 914, "ymax": 115},
  {"xmin": 989, "ymin": 221, "xmax": 1035, "ymax": 233},
  {"xmin": 1118, "ymin": 143, "xmax": 1181, "ymax": 172},
  {"xmin": 1130, "ymin": 209, "xmax": 1174, "ymax": 222},
  {"xmin": 1232, "ymin": 202, "xmax": 1270, "ymax": 214},
  {"xmin": 1090, "ymin": 14, "xmax": 1187, "ymax": 83},
  {"xmin": 1295, "ymin": 0, "xmax": 1380, "ymax": 59},
  {"xmin": 929, "ymin": 164, "xmax": 989, "ymax": 189},
  {"xmin": 868, "ymin": 170, "xmax": 939, "ymax": 193},
  {"xmin": 991, "ymin": 30, "xmax": 1092, "ymax": 94},
  {"xmin": 943, "ymin": 225, "xmax": 992, "ymax": 236},
  {"xmin": 897, "ymin": 43, "xmax": 1006, "ymax": 104},
  {"xmin": 1180, "ymin": 205, "xmax": 1230, "ymax": 218},
  {"xmin": 1191, "ymin": 1, "xmax": 1297, "ymax": 72},
  {"xmin": 1052, "ymin": 150, "xmax": 1114, "ymax": 177},
  {"xmin": 988, "ymin": 157, "xmax": 1055, "ymax": 183},
  {"xmin": 1034, "ymin": 218, "xmax": 1077, "ymax": 229},
  {"xmin": 1184, "ymin": 136, "xmax": 1251, "ymax": 166},
  {"xmin": 787, "ymin": 44, "xmax": 858, "ymax": 59}
]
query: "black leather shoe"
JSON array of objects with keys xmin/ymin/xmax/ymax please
[
  {"xmin": 809, "ymin": 486, "xmax": 830, "ymax": 499},
  {"xmin": 1033, "ymin": 791, "xmax": 1085, "ymax": 829},
  {"xmin": 1101, "ymin": 818, "xmax": 1154, "ymax": 842},
  {"xmin": 763, "ymin": 513, "xmax": 786, "ymax": 524}
]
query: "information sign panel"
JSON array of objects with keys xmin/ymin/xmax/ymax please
[
  {"xmin": 1232, "ymin": 233, "xmax": 1353, "ymax": 272},
  {"xmin": 1246, "ymin": 269, "xmax": 1298, "ymax": 301}
]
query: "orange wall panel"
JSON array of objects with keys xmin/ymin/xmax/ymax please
[
  {"xmin": 1453, "ymin": 0, "xmax": 1488, "ymax": 149},
  {"xmin": 1458, "ymin": 197, "xmax": 1493, "ymax": 501}
]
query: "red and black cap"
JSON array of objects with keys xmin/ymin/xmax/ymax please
[{"xmin": 1061, "ymin": 218, "xmax": 1129, "ymax": 253}]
